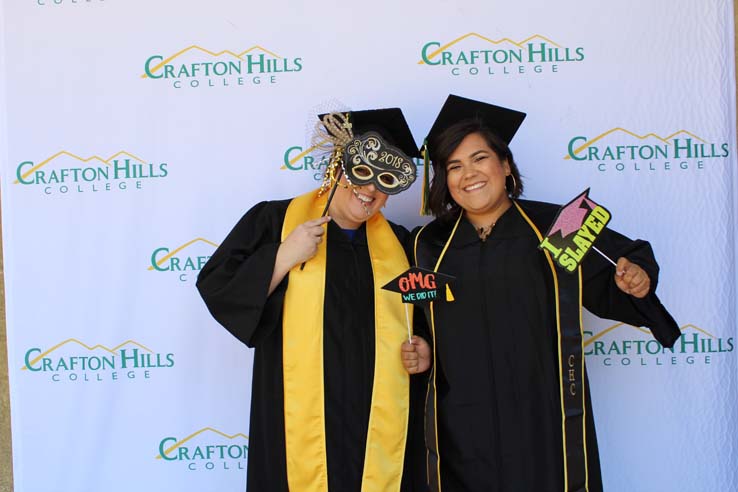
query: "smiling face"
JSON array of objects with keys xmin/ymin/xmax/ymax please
[
  {"xmin": 445, "ymin": 132, "xmax": 512, "ymax": 225},
  {"xmin": 327, "ymin": 176, "xmax": 389, "ymax": 229}
]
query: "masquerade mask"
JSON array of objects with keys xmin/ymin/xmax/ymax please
[
  {"xmin": 314, "ymin": 110, "xmax": 418, "ymax": 197},
  {"xmin": 344, "ymin": 131, "xmax": 416, "ymax": 195}
]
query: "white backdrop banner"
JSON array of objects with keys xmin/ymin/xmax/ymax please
[{"xmin": 1, "ymin": 0, "xmax": 736, "ymax": 491}]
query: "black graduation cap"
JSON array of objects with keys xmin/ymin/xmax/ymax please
[
  {"xmin": 382, "ymin": 266, "xmax": 456, "ymax": 305},
  {"xmin": 319, "ymin": 108, "xmax": 421, "ymax": 159},
  {"xmin": 424, "ymin": 94, "xmax": 527, "ymax": 159}
]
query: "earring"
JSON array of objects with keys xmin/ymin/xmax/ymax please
[{"xmin": 507, "ymin": 174, "xmax": 517, "ymax": 195}]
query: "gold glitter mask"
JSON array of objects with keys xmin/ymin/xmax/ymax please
[{"xmin": 344, "ymin": 132, "xmax": 416, "ymax": 195}]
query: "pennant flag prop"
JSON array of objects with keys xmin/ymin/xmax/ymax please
[
  {"xmin": 539, "ymin": 188, "xmax": 615, "ymax": 273},
  {"xmin": 382, "ymin": 266, "xmax": 455, "ymax": 304},
  {"xmin": 382, "ymin": 266, "xmax": 455, "ymax": 342}
]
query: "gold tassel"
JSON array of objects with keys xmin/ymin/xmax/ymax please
[
  {"xmin": 420, "ymin": 140, "xmax": 431, "ymax": 216},
  {"xmin": 445, "ymin": 284, "xmax": 454, "ymax": 302}
]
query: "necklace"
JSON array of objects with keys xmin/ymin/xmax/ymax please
[{"xmin": 477, "ymin": 222, "xmax": 496, "ymax": 241}]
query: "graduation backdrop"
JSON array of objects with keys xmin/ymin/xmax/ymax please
[{"xmin": 1, "ymin": 0, "xmax": 736, "ymax": 491}]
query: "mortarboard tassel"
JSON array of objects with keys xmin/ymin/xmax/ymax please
[{"xmin": 420, "ymin": 139, "xmax": 432, "ymax": 216}]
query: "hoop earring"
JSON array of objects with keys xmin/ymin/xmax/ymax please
[{"xmin": 507, "ymin": 174, "xmax": 517, "ymax": 195}]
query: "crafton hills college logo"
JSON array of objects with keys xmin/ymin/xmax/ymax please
[
  {"xmin": 565, "ymin": 127, "xmax": 730, "ymax": 172},
  {"xmin": 157, "ymin": 427, "xmax": 249, "ymax": 471},
  {"xmin": 36, "ymin": 0, "xmax": 104, "ymax": 6},
  {"xmin": 281, "ymin": 138, "xmax": 424, "ymax": 181},
  {"xmin": 418, "ymin": 33, "xmax": 585, "ymax": 77},
  {"xmin": 281, "ymin": 139, "xmax": 331, "ymax": 181},
  {"xmin": 142, "ymin": 44, "xmax": 303, "ymax": 89},
  {"xmin": 13, "ymin": 150, "xmax": 168, "ymax": 196},
  {"xmin": 149, "ymin": 237, "xmax": 218, "ymax": 283},
  {"xmin": 584, "ymin": 322, "xmax": 733, "ymax": 367},
  {"xmin": 22, "ymin": 339, "xmax": 175, "ymax": 382}
]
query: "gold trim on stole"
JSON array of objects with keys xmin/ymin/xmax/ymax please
[
  {"xmin": 281, "ymin": 189, "xmax": 411, "ymax": 492},
  {"xmin": 415, "ymin": 211, "xmax": 464, "ymax": 492},
  {"xmin": 578, "ymin": 267, "xmax": 590, "ymax": 490},
  {"xmin": 514, "ymin": 202, "xmax": 589, "ymax": 492}
]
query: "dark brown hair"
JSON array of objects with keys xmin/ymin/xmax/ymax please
[{"xmin": 427, "ymin": 118, "xmax": 523, "ymax": 220}]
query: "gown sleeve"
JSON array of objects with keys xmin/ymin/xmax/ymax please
[
  {"xmin": 196, "ymin": 200, "xmax": 289, "ymax": 348},
  {"xmin": 581, "ymin": 227, "xmax": 681, "ymax": 348}
]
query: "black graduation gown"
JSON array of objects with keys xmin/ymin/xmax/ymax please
[
  {"xmin": 196, "ymin": 199, "xmax": 428, "ymax": 492},
  {"xmin": 413, "ymin": 199, "xmax": 680, "ymax": 492}
]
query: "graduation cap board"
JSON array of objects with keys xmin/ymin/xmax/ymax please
[
  {"xmin": 382, "ymin": 267, "xmax": 455, "ymax": 342},
  {"xmin": 538, "ymin": 188, "xmax": 617, "ymax": 273},
  {"xmin": 425, "ymin": 94, "xmax": 527, "ymax": 155}
]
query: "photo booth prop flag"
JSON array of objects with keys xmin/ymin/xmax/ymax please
[
  {"xmin": 538, "ymin": 189, "xmax": 615, "ymax": 273},
  {"xmin": 382, "ymin": 266, "xmax": 455, "ymax": 341}
]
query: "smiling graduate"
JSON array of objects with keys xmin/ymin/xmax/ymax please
[
  {"xmin": 403, "ymin": 95, "xmax": 680, "ymax": 492},
  {"xmin": 197, "ymin": 107, "xmax": 428, "ymax": 492}
]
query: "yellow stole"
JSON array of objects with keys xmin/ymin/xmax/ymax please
[{"xmin": 281, "ymin": 189, "xmax": 411, "ymax": 492}]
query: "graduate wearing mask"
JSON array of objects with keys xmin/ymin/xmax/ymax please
[
  {"xmin": 400, "ymin": 95, "xmax": 680, "ymax": 492},
  {"xmin": 198, "ymin": 108, "xmax": 427, "ymax": 492}
]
